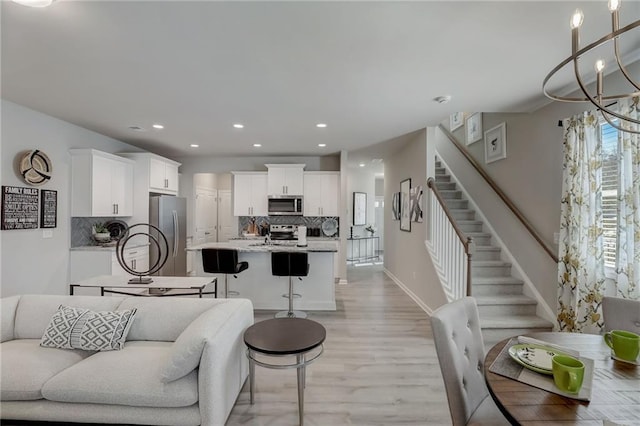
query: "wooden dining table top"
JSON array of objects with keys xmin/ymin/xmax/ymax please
[{"xmin": 484, "ymin": 332, "xmax": 640, "ymax": 425}]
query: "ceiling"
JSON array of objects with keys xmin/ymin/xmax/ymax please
[{"xmin": 2, "ymin": 1, "xmax": 639, "ymax": 164}]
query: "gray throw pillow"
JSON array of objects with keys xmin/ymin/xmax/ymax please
[{"xmin": 40, "ymin": 305, "xmax": 137, "ymax": 351}]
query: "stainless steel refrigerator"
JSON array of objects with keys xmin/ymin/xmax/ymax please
[{"xmin": 149, "ymin": 195, "xmax": 187, "ymax": 276}]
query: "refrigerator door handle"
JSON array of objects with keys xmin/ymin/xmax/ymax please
[{"xmin": 172, "ymin": 210, "xmax": 179, "ymax": 258}]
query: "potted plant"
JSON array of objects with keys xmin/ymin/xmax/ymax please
[{"xmin": 93, "ymin": 222, "xmax": 112, "ymax": 242}]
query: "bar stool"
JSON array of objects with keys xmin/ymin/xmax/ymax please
[
  {"xmin": 201, "ymin": 249, "xmax": 249, "ymax": 298},
  {"xmin": 271, "ymin": 251, "xmax": 309, "ymax": 318}
]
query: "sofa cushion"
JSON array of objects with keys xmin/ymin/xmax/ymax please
[
  {"xmin": 41, "ymin": 341, "xmax": 198, "ymax": 408},
  {"xmin": 40, "ymin": 305, "xmax": 137, "ymax": 351},
  {"xmin": 0, "ymin": 339, "xmax": 94, "ymax": 401},
  {"xmin": 118, "ymin": 297, "xmax": 226, "ymax": 342},
  {"xmin": 14, "ymin": 295, "xmax": 124, "ymax": 339},
  {"xmin": 161, "ymin": 300, "xmax": 240, "ymax": 382}
]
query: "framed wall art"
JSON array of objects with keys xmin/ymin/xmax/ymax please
[
  {"xmin": 484, "ymin": 122, "xmax": 507, "ymax": 164},
  {"xmin": 465, "ymin": 112, "xmax": 483, "ymax": 145},
  {"xmin": 450, "ymin": 112, "xmax": 463, "ymax": 131},
  {"xmin": 400, "ymin": 178, "xmax": 411, "ymax": 232},
  {"xmin": 391, "ymin": 192, "xmax": 400, "ymax": 220},
  {"xmin": 353, "ymin": 192, "xmax": 367, "ymax": 226}
]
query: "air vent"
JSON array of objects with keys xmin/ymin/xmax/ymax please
[{"xmin": 127, "ymin": 126, "xmax": 146, "ymax": 132}]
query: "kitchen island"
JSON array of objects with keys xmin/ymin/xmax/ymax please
[{"xmin": 187, "ymin": 240, "xmax": 337, "ymax": 311}]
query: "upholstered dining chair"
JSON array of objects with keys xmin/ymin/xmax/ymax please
[
  {"xmin": 602, "ymin": 296, "xmax": 640, "ymax": 334},
  {"xmin": 430, "ymin": 297, "xmax": 509, "ymax": 426}
]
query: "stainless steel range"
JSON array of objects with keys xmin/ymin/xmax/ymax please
[{"xmin": 269, "ymin": 224, "xmax": 297, "ymax": 240}]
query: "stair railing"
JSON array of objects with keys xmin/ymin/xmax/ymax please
[
  {"xmin": 427, "ymin": 177, "xmax": 473, "ymax": 300},
  {"xmin": 437, "ymin": 124, "xmax": 559, "ymax": 264}
]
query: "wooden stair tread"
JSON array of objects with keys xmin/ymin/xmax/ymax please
[{"xmin": 475, "ymin": 295, "xmax": 537, "ymax": 305}]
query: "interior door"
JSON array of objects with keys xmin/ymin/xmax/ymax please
[
  {"xmin": 218, "ymin": 190, "xmax": 234, "ymax": 242},
  {"xmin": 195, "ymin": 187, "xmax": 217, "ymax": 245}
]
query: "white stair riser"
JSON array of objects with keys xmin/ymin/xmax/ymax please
[
  {"xmin": 451, "ymin": 210, "xmax": 475, "ymax": 220},
  {"xmin": 472, "ymin": 249, "xmax": 501, "ymax": 261},
  {"xmin": 472, "ymin": 264, "xmax": 512, "ymax": 277},
  {"xmin": 469, "ymin": 235, "xmax": 491, "ymax": 245},
  {"xmin": 478, "ymin": 303, "xmax": 537, "ymax": 317},
  {"xmin": 445, "ymin": 199, "xmax": 468, "ymax": 209},
  {"xmin": 472, "ymin": 283, "xmax": 523, "ymax": 296},
  {"xmin": 458, "ymin": 222, "xmax": 483, "ymax": 233}
]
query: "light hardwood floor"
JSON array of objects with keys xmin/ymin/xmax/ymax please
[{"xmin": 227, "ymin": 264, "xmax": 452, "ymax": 425}]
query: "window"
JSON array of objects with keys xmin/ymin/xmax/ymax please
[{"xmin": 601, "ymin": 122, "xmax": 618, "ymax": 269}]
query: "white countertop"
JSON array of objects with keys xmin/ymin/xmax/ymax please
[
  {"xmin": 188, "ymin": 240, "xmax": 338, "ymax": 253},
  {"xmin": 70, "ymin": 242, "xmax": 150, "ymax": 252}
]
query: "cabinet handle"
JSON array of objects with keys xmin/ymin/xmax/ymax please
[
  {"xmin": 318, "ymin": 207, "xmax": 321, "ymax": 215},
  {"xmin": 116, "ymin": 204, "xmax": 119, "ymax": 214}
]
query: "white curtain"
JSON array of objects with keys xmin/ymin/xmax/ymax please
[
  {"xmin": 557, "ymin": 111, "xmax": 605, "ymax": 333},
  {"xmin": 616, "ymin": 97, "xmax": 640, "ymax": 300}
]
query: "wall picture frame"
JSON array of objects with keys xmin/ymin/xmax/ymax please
[
  {"xmin": 353, "ymin": 192, "xmax": 367, "ymax": 226},
  {"xmin": 465, "ymin": 112, "xmax": 483, "ymax": 145},
  {"xmin": 450, "ymin": 112, "xmax": 463, "ymax": 131},
  {"xmin": 391, "ymin": 192, "xmax": 400, "ymax": 220},
  {"xmin": 484, "ymin": 122, "xmax": 507, "ymax": 164},
  {"xmin": 400, "ymin": 178, "xmax": 411, "ymax": 232}
]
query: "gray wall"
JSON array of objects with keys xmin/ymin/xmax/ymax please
[
  {"xmin": 0, "ymin": 100, "xmax": 142, "ymax": 297},
  {"xmin": 384, "ymin": 129, "xmax": 447, "ymax": 312}
]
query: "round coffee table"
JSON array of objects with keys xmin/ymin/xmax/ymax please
[{"xmin": 243, "ymin": 318, "xmax": 326, "ymax": 426}]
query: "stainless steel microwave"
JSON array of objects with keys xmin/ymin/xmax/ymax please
[{"xmin": 267, "ymin": 196, "xmax": 303, "ymax": 216}]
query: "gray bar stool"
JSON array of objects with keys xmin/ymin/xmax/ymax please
[
  {"xmin": 271, "ymin": 251, "xmax": 309, "ymax": 318},
  {"xmin": 202, "ymin": 248, "xmax": 248, "ymax": 298}
]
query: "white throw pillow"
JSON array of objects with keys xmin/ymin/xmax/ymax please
[{"xmin": 40, "ymin": 305, "xmax": 137, "ymax": 351}]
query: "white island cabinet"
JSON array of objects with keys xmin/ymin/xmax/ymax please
[
  {"xmin": 70, "ymin": 149, "xmax": 134, "ymax": 217},
  {"xmin": 187, "ymin": 240, "xmax": 337, "ymax": 310}
]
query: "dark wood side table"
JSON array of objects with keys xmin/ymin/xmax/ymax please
[{"xmin": 243, "ymin": 318, "xmax": 326, "ymax": 426}]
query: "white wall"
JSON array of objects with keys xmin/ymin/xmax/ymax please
[
  {"xmin": 0, "ymin": 100, "xmax": 142, "ymax": 297},
  {"xmin": 384, "ymin": 129, "xmax": 447, "ymax": 312},
  {"xmin": 347, "ymin": 167, "xmax": 377, "ymax": 236}
]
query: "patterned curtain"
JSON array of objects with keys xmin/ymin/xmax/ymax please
[
  {"xmin": 557, "ymin": 111, "xmax": 605, "ymax": 333},
  {"xmin": 616, "ymin": 97, "xmax": 640, "ymax": 300}
]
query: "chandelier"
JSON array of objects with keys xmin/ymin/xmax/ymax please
[{"xmin": 542, "ymin": 0, "xmax": 640, "ymax": 134}]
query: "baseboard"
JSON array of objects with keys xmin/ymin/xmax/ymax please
[{"xmin": 383, "ymin": 268, "xmax": 434, "ymax": 316}]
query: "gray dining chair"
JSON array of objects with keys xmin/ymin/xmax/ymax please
[
  {"xmin": 602, "ymin": 296, "xmax": 640, "ymax": 334},
  {"xmin": 430, "ymin": 297, "xmax": 509, "ymax": 426}
]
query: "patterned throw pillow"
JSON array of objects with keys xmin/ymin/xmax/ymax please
[{"xmin": 40, "ymin": 305, "xmax": 137, "ymax": 351}]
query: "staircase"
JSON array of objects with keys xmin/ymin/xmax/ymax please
[{"xmin": 434, "ymin": 160, "xmax": 553, "ymax": 347}]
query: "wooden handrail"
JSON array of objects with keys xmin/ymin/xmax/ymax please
[
  {"xmin": 427, "ymin": 177, "xmax": 474, "ymax": 296},
  {"xmin": 437, "ymin": 124, "xmax": 559, "ymax": 264}
]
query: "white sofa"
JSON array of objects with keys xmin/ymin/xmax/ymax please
[{"xmin": 0, "ymin": 294, "xmax": 254, "ymax": 426}]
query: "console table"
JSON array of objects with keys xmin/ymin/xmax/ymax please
[
  {"xmin": 70, "ymin": 275, "xmax": 217, "ymax": 298},
  {"xmin": 346, "ymin": 236, "xmax": 380, "ymax": 263}
]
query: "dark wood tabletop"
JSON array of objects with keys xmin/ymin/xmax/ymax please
[
  {"xmin": 484, "ymin": 332, "xmax": 640, "ymax": 425},
  {"xmin": 243, "ymin": 318, "xmax": 326, "ymax": 355}
]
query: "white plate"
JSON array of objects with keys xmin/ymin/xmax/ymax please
[{"xmin": 321, "ymin": 218, "xmax": 338, "ymax": 237}]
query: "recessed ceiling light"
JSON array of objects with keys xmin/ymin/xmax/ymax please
[
  {"xmin": 253, "ymin": 143, "xmax": 262, "ymax": 147},
  {"xmin": 190, "ymin": 144, "xmax": 199, "ymax": 148},
  {"xmin": 359, "ymin": 163, "xmax": 365, "ymax": 167},
  {"xmin": 233, "ymin": 124, "xmax": 244, "ymax": 129},
  {"xmin": 318, "ymin": 143, "xmax": 327, "ymax": 147},
  {"xmin": 152, "ymin": 124, "xmax": 164, "ymax": 129},
  {"xmin": 316, "ymin": 123, "xmax": 327, "ymax": 128}
]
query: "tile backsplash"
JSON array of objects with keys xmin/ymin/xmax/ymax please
[
  {"xmin": 238, "ymin": 216, "xmax": 339, "ymax": 237},
  {"xmin": 71, "ymin": 217, "xmax": 120, "ymax": 247}
]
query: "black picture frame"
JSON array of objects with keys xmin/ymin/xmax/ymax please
[
  {"xmin": 353, "ymin": 192, "xmax": 367, "ymax": 226},
  {"xmin": 40, "ymin": 189, "xmax": 57, "ymax": 228},
  {"xmin": 400, "ymin": 178, "xmax": 411, "ymax": 232}
]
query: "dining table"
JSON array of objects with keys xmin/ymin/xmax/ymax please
[{"xmin": 484, "ymin": 331, "xmax": 640, "ymax": 425}]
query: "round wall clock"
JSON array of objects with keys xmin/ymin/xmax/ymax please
[{"xmin": 19, "ymin": 149, "xmax": 52, "ymax": 186}]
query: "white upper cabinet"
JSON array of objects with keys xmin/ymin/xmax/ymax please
[
  {"xmin": 232, "ymin": 172, "xmax": 268, "ymax": 216},
  {"xmin": 149, "ymin": 157, "xmax": 179, "ymax": 193},
  {"xmin": 70, "ymin": 149, "xmax": 134, "ymax": 217},
  {"xmin": 303, "ymin": 172, "xmax": 339, "ymax": 216},
  {"xmin": 266, "ymin": 164, "xmax": 304, "ymax": 196}
]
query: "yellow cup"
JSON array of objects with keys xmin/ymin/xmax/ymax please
[
  {"xmin": 552, "ymin": 355, "xmax": 584, "ymax": 394},
  {"xmin": 604, "ymin": 330, "xmax": 640, "ymax": 362}
]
